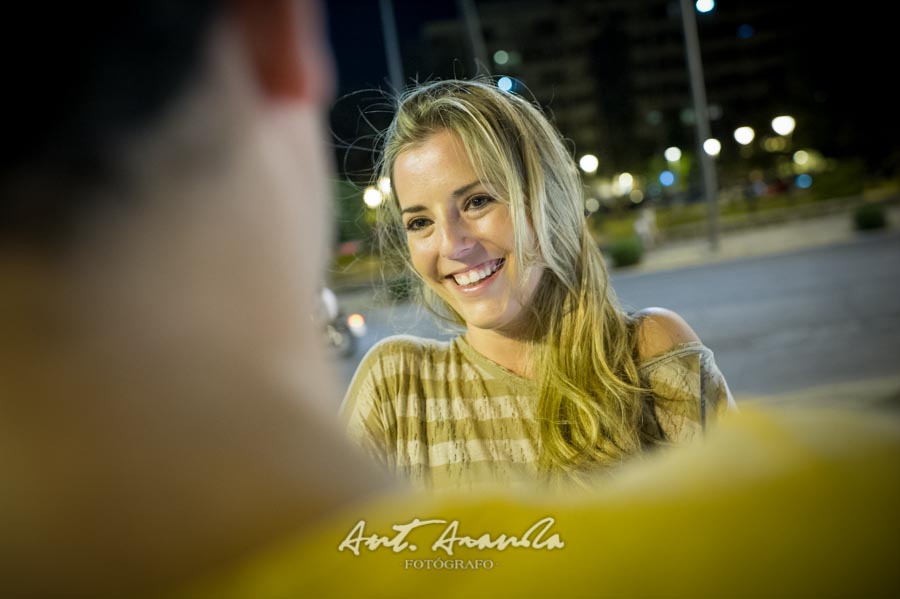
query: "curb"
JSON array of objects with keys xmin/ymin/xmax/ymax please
[{"xmin": 736, "ymin": 375, "xmax": 900, "ymax": 412}]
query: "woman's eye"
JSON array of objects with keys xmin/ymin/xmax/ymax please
[
  {"xmin": 466, "ymin": 195, "xmax": 493, "ymax": 210},
  {"xmin": 405, "ymin": 217, "xmax": 430, "ymax": 232}
]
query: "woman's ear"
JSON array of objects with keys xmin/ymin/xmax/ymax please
[{"xmin": 231, "ymin": 0, "xmax": 335, "ymax": 105}]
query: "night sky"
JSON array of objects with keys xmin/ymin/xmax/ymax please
[
  {"xmin": 325, "ymin": 0, "xmax": 458, "ymax": 94},
  {"xmin": 323, "ymin": 0, "xmax": 898, "ymax": 180}
]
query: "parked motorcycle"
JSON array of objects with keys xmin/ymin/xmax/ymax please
[{"xmin": 319, "ymin": 287, "xmax": 365, "ymax": 358}]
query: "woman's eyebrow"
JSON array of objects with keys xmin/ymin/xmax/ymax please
[
  {"xmin": 450, "ymin": 180, "xmax": 482, "ymax": 199},
  {"xmin": 400, "ymin": 204, "xmax": 426, "ymax": 215},
  {"xmin": 400, "ymin": 180, "xmax": 484, "ymax": 215}
]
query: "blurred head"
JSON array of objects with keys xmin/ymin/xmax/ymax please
[
  {"xmin": 377, "ymin": 80, "xmax": 593, "ymax": 333},
  {"xmin": 0, "ymin": 2, "xmax": 388, "ymax": 595},
  {"xmin": 1, "ymin": 0, "xmax": 335, "ymax": 367}
]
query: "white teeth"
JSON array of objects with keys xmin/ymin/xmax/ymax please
[{"xmin": 452, "ymin": 259, "xmax": 502, "ymax": 286}]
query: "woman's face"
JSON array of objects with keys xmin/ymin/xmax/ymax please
[{"xmin": 392, "ymin": 129, "xmax": 542, "ymax": 335}]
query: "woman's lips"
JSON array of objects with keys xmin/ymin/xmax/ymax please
[{"xmin": 447, "ymin": 258, "xmax": 505, "ymax": 293}]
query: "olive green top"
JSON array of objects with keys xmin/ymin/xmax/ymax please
[{"xmin": 340, "ymin": 335, "xmax": 735, "ymax": 492}]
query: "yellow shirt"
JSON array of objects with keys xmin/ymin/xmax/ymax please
[{"xmin": 180, "ymin": 404, "xmax": 900, "ymax": 598}]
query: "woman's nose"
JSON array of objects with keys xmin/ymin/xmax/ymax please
[{"xmin": 438, "ymin": 216, "xmax": 475, "ymax": 260}]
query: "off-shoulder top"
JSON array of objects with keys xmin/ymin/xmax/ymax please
[{"xmin": 340, "ymin": 335, "xmax": 736, "ymax": 492}]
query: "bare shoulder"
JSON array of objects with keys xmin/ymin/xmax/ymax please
[{"xmin": 633, "ymin": 307, "xmax": 701, "ymax": 361}]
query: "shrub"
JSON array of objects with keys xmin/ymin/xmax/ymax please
[
  {"xmin": 853, "ymin": 203, "xmax": 888, "ymax": 231},
  {"xmin": 811, "ymin": 160, "xmax": 865, "ymax": 201},
  {"xmin": 608, "ymin": 237, "xmax": 644, "ymax": 268}
]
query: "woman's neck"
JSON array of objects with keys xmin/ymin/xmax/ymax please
[{"xmin": 464, "ymin": 326, "xmax": 535, "ymax": 379}]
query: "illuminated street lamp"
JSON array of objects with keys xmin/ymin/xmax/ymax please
[
  {"xmin": 664, "ymin": 146, "xmax": 682, "ymax": 162},
  {"xmin": 363, "ymin": 187, "xmax": 384, "ymax": 208},
  {"xmin": 579, "ymin": 154, "xmax": 599, "ymax": 174},
  {"xmin": 680, "ymin": 0, "xmax": 719, "ymax": 251},
  {"xmin": 703, "ymin": 138, "xmax": 721, "ymax": 157},
  {"xmin": 733, "ymin": 126, "xmax": 755, "ymax": 145},
  {"xmin": 617, "ymin": 172, "xmax": 634, "ymax": 194},
  {"xmin": 771, "ymin": 115, "xmax": 796, "ymax": 136}
]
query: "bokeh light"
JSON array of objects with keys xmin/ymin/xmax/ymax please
[
  {"xmin": 764, "ymin": 136, "xmax": 787, "ymax": 152},
  {"xmin": 579, "ymin": 154, "xmax": 599, "ymax": 173},
  {"xmin": 696, "ymin": 0, "xmax": 715, "ymax": 14},
  {"xmin": 363, "ymin": 187, "xmax": 384, "ymax": 208},
  {"xmin": 792, "ymin": 150, "xmax": 809, "ymax": 166},
  {"xmin": 347, "ymin": 313, "xmax": 367, "ymax": 337},
  {"xmin": 703, "ymin": 138, "xmax": 722, "ymax": 156},
  {"xmin": 771, "ymin": 115, "xmax": 796, "ymax": 135},
  {"xmin": 734, "ymin": 126, "xmax": 755, "ymax": 145},
  {"xmin": 664, "ymin": 146, "xmax": 682, "ymax": 162}
]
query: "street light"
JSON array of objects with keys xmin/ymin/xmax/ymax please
[
  {"xmin": 363, "ymin": 187, "xmax": 384, "ymax": 208},
  {"xmin": 771, "ymin": 115, "xmax": 796, "ymax": 136},
  {"xmin": 734, "ymin": 126, "xmax": 755, "ymax": 145},
  {"xmin": 579, "ymin": 154, "xmax": 599, "ymax": 174},
  {"xmin": 703, "ymin": 138, "xmax": 721, "ymax": 157},
  {"xmin": 680, "ymin": 0, "xmax": 720, "ymax": 251},
  {"xmin": 617, "ymin": 172, "xmax": 634, "ymax": 194},
  {"xmin": 793, "ymin": 150, "xmax": 809, "ymax": 166}
]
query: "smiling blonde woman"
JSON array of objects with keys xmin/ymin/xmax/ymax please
[{"xmin": 340, "ymin": 79, "xmax": 736, "ymax": 492}]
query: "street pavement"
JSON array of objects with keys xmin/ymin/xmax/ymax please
[{"xmin": 334, "ymin": 206, "xmax": 900, "ymax": 410}]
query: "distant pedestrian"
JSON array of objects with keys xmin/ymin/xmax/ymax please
[{"xmin": 634, "ymin": 205, "xmax": 658, "ymax": 249}]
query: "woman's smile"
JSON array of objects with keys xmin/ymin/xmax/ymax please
[{"xmin": 445, "ymin": 257, "xmax": 505, "ymax": 292}]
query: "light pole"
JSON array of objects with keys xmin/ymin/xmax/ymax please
[
  {"xmin": 457, "ymin": 0, "xmax": 489, "ymax": 74},
  {"xmin": 379, "ymin": 0, "xmax": 404, "ymax": 92},
  {"xmin": 680, "ymin": 0, "xmax": 720, "ymax": 251}
]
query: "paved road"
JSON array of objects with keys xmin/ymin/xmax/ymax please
[{"xmin": 335, "ymin": 230, "xmax": 900, "ymax": 398}]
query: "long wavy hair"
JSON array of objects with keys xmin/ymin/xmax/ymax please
[{"xmin": 374, "ymin": 79, "xmax": 653, "ymax": 485}]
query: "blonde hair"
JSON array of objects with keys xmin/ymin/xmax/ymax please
[{"xmin": 375, "ymin": 79, "xmax": 652, "ymax": 485}]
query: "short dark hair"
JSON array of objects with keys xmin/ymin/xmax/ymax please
[{"xmin": 1, "ymin": 2, "xmax": 219, "ymax": 245}]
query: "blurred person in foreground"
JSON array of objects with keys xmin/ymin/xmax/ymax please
[
  {"xmin": 341, "ymin": 80, "xmax": 735, "ymax": 493},
  {"xmin": 0, "ymin": 1, "xmax": 389, "ymax": 595},
  {"xmin": 0, "ymin": 1, "xmax": 897, "ymax": 598}
]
